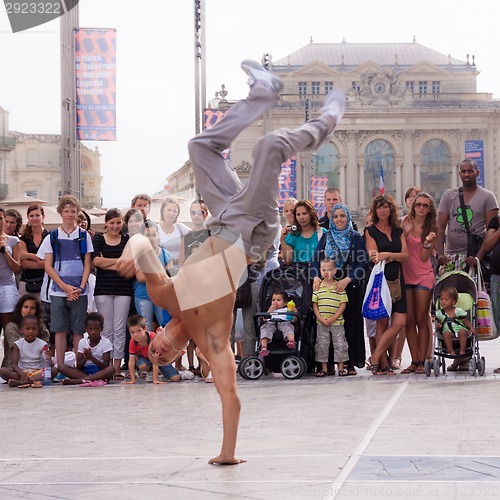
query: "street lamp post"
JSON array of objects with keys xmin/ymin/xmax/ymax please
[
  {"xmin": 60, "ymin": 3, "xmax": 81, "ymax": 200},
  {"xmin": 194, "ymin": 0, "xmax": 206, "ymax": 135}
]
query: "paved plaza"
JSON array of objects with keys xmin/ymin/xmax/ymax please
[{"xmin": 2, "ymin": 338, "xmax": 500, "ymax": 500}]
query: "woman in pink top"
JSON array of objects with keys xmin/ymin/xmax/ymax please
[{"xmin": 401, "ymin": 192, "xmax": 437, "ymax": 374}]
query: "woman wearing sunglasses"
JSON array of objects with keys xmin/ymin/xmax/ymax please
[{"xmin": 400, "ymin": 192, "xmax": 437, "ymax": 374}]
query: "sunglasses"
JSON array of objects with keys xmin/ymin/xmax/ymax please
[
  {"xmin": 190, "ymin": 210, "xmax": 206, "ymax": 216},
  {"xmin": 414, "ymin": 202, "xmax": 430, "ymax": 209}
]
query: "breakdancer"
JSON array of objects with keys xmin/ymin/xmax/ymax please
[{"xmin": 116, "ymin": 60, "xmax": 346, "ymax": 465}]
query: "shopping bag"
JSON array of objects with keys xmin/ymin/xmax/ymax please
[
  {"xmin": 472, "ymin": 259, "xmax": 498, "ymax": 341},
  {"xmin": 362, "ymin": 261, "xmax": 392, "ymax": 320}
]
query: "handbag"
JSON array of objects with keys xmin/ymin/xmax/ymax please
[
  {"xmin": 235, "ymin": 278, "xmax": 252, "ymax": 308},
  {"xmin": 362, "ymin": 261, "xmax": 392, "ymax": 320},
  {"xmin": 25, "ymin": 276, "xmax": 44, "ymax": 294},
  {"xmin": 387, "ymin": 268, "xmax": 402, "ymax": 303},
  {"xmin": 471, "ymin": 259, "xmax": 499, "ymax": 341}
]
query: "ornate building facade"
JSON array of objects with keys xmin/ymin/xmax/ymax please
[
  {"xmin": 0, "ymin": 105, "xmax": 102, "ymax": 206},
  {"xmin": 168, "ymin": 41, "xmax": 500, "ymax": 216}
]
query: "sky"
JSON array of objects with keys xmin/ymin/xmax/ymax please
[{"xmin": 1, "ymin": 0, "xmax": 499, "ymax": 208}]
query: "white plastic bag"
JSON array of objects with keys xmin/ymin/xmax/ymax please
[{"xmin": 362, "ymin": 261, "xmax": 392, "ymax": 320}]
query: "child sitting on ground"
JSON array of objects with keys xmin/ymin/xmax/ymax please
[
  {"xmin": 123, "ymin": 314, "xmax": 180, "ymax": 384},
  {"xmin": 436, "ymin": 287, "xmax": 476, "ymax": 362},
  {"xmin": 312, "ymin": 258, "xmax": 349, "ymax": 377},
  {"xmin": 2, "ymin": 294, "xmax": 50, "ymax": 369},
  {"xmin": 0, "ymin": 315, "xmax": 55, "ymax": 388},
  {"xmin": 62, "ymin": 312, "xmax": 115, "ymax": 386},
  {"xmin": 259, "ymin": 290, "xmax": 297, "ymax": 357}
]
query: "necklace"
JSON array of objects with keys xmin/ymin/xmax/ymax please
[{"xmin": 60, "ymin": 225, "xmax": 77, "ymax": 238}]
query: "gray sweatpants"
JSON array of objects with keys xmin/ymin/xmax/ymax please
[{"xmin": 188, "ymin": 82, "xmax": 335, "ymax": 260}]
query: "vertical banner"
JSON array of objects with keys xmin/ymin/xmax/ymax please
[
  {"xmin": 310, "ymin": 176, "xmax": 329, "ymax": 214},
  {"xmin": 465, "ymin": 140, "xmax": 484, "ymax": 187},
  {"xmin": 75, "ymin": 28, "xmax": 117, "ymax": 141},
  {"xmin": 204, "ymin": 109, "xmax": 230, "ymax": 161},
  {"xmin": 278, "ymin": 156, "xmax": 297, "ymax": 206}
]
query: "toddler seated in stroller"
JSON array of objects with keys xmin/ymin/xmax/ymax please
[
  {"xmin": 436, "ymin": 286, "xmax": 476, "ymax": 364},
  {"xmin": 259, "ymin": 290, "xmax": 297, "ymax": 357}
]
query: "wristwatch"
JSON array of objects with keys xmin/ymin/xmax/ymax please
[{"xmin": 78, "ymin": 286, "xmax": 85, "ymax": 293}]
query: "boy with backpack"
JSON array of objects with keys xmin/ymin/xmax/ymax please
[{"xmin": 37, "ymin": 195, "xmax": 94, "ymax": 374}]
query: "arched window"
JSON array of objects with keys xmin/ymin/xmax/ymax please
[
  {"xmin": 364, "ymin": 140, "xmax": 395, "ymax": 208},
  {"xmin": 420, "ymin": 139, "xmax": 451, "ymax": 204},
  {"xmin": 313, "ymin": 141, "xmax": 339, "ymax": 187}
]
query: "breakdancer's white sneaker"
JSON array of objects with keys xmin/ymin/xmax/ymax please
[
  {"xmin": 241, "ymin": 59, "xmax": 283, "ymax": 93},
  {"xmin": 319, "ymin": 88, "xmax": 346, "ymax": 135}
]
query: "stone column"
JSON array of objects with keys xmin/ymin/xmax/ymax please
[
  {"xmin": 346, "ymin": 130, "xmax": 359, "ymax": 210},
  {"xmin": 403, "ymin": 130, "xmax": 415, "ymax": 186}
]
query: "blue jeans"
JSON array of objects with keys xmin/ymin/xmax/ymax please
[{"xmin": 134, "ymin": 297, "xmax": 172, "ymax": 330}]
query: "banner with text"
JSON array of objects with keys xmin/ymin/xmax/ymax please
[
  {"xmin": 75, "ymin": 28, "xmax": 117, "ymax": 141},
  {"xmin": 465, "ymin": 140, "xmax": 484, "ymax": 187},
  {"xmin": 310, "ymin": 175, "xmax": 329, "ymax": 215},
  {"xmin": 278, "ymin": 156, "xmax": 297, "ymax": 206}
]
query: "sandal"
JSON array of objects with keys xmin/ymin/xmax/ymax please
[
  {"xmin": 371, "ymin": 364, "xmax": 381, "ymax": 375},
  {"xmin": 315, "ymin": 370, "xmax": 328, "ymax": 377},
  {"xmin": 338, "ymin": 369, "xmax": 348, "ymax": 377},
  {"xmin": 17, "ymin": 383, "xmax": 31, "ymax": 389},
  {"xmin": 113, "ymin": 374, "xmax": 125, "ymax": 381},
  {"xmin": 401, "ymin": 361, "xmax": 418, "ymax": 374},
  {"xmin": 415, "ymin": 361, "xmax": 425, "ymax": 374},
  {"xmin": 205, "ymin": 371, "xmax": 214, "ymax": 383},
  {"xmin": 365, "ymin": 357, "xmax": 372, "ymax": 370},
  {"xmin": 286, "ymin": 340, "xmax": 296, "ymax": 349},
  {"xmin": 31, "ymin": 380, "xmax": 43, "ymax": 388},
  {"xmin": 347, "ymin": 368, "xmax": 357, "ymax": 376},
  {"xmin": 8, "ymin": 379, "xmax": 21, "ymax": 388},
  {"xmin": 78, "ymin": 380, "xmax": 94, "ymax": 387},
  {"xmin": 385, "ymin": 367, "xmax": 397, "ymax": 376}
]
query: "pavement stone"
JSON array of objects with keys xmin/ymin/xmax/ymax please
[{"xmin": 1, "ymin": 337, "xmax": 500, "ymax": 499}]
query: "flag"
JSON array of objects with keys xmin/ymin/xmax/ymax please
[{"xmin": 379, "ymin": 165, "xmax": 385, "ymax": 195}]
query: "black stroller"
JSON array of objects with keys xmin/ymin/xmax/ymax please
[{"xmin": 238, "ymin": 263, "xmax": 315, "ymax": 380}]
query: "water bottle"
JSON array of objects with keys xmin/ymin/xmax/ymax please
[{"xmin": 41, "ymin": 346, "xmax": 52, "ymax": 386}]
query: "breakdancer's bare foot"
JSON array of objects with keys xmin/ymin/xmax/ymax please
[{"xmin": 208, "ymin": 455, "xmax": 247, "ymax": 465}]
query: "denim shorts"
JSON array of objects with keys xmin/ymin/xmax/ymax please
[
  {"xmin": 83, "ymin": 363, "xmax": 100, "ymax": 375},
  {"xmin": 159, "ymin": 364, "xmax": 179, "ymax": 379},
  {"xmin": 406, "ymin": 283, "xmax": 433, "ymax": 293},
  {"xmin": 136, "ymin": 355, "xmax": 152, "ymax": 369},
  {"xmin": 0, "ymin": 285, "xmax": 18, "ymax": 313},
  {"xmin": 135, "ymin": 355, "xmax": 178, "ymax": 380},
  {"xmin": 50, "ymin": 295, "xmax": 88, "ymax": 334}
]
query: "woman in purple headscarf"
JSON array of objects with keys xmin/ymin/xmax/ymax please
[{"xmin": 311, "ymin": 203, "xmax": 368, "ymax": 373}]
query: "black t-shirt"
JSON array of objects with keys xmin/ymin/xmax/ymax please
[
  {"xmin": 183, "ymin": 228, "xmax": 210, "ymax": 259},
  {"xmin": 488, "ymin": 217, "xmax": 500, "ymax": 276},
  {"xmin": 366, "ymin": 225, "xmax": 403, "ymax": 281},
  {"xmin": 92, "ymin": 233, "xmax": 133, "ymax": 296},
  {"xmin": 20, "ymin": 229, "xmax": 49, "ymax": 281}
]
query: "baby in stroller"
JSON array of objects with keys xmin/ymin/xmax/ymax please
[
  {"xmin": 436, "ymin": 286, "xmax": 476, "ymax": 362},
  {"xmin": 259, "ymin": 290, "xmax": 297, "ymax": 356}
]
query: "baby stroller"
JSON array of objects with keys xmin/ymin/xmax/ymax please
[
  {"xmin": 426, "ymin": 270, "xmax": 485, "ymax": 377},
  {"xmin": 238, "ymin": 263, "xmax": 314, "ymax": 380}
]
